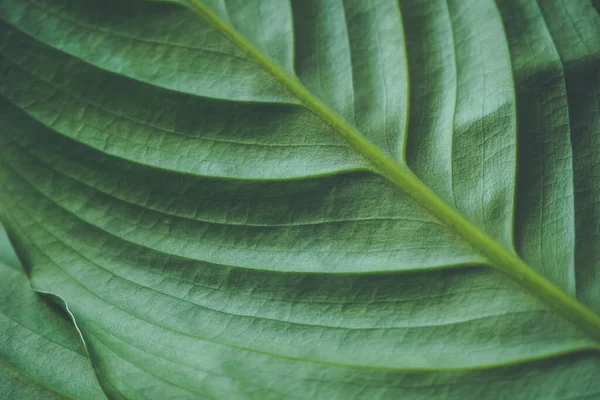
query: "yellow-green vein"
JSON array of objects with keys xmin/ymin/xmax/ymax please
[{"xmin": 180, "ymin": 0, "xmax": 600, "ymax": 343}]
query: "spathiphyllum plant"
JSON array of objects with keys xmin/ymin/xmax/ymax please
[{"xmin": 1, "ymin": 0, "xmax": 600, "ymax": 398}]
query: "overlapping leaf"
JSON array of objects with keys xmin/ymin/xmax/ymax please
[{"xmin": 0, "ymin": 227, "xmax": 105, "ymax": 399}]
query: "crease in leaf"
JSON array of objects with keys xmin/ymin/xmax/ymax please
[{"xmin": 0, "ymin": 227, "xmax": 106, "ymax": 399}]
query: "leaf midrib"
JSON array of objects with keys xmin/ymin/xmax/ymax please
[{"xmin": 179, "ymin": 0, "xmax": 600, "ymax": 343}]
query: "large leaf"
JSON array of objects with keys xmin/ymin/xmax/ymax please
[{"xmin": 1, "ymin": 0, "xmax": 600, "ymax": 398}]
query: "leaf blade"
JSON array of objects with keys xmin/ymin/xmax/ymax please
[
  {"xmin": 1, "ymin": 0, "xmax": 600, "ymax": 398},
  {"xmin": 176, "ymin": 0, "xmax": 600, "ymax": 339},
  {"xmin": 0, "ymin": 228, "xmax": 106, "ymax": 400}
]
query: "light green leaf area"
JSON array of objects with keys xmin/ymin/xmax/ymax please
[
  {"xmin": 0, "ymin": 228, "xmax": 106, "ymax": 399},
  {"xmin": 1, "ymin": 0, "xmax": 600, "ymax": 398}
]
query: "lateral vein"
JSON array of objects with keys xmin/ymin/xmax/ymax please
[{"xmin": 180, "ymin": 0, "xmax": 600, "ymax": 342}]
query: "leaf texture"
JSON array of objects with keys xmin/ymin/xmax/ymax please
[
  {"xmin": 0, "ymin": 228, "xmax": 106, "ymax": 399},
  {"xmin": 1, "ymin": 0, "xmax": 600, "ymax": 398}
]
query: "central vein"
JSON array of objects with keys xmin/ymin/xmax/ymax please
[{"xmin": 182, "ymin": 0, "xmax": 600, "ymax": 342}]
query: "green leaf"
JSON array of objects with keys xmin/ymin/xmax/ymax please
[
  {"xmin": 0, "ymin": 227, "xmax": 106, "ymax": 399},
  {"xmin": 1, "ymin": 0, "xmax": 600, "ymax": 398}
]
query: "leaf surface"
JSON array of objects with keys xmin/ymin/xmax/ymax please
[
  {"xmin": 1, "ymin": 0, "xmax": 600, "ymax": 398},
  {"xmin": 0, "ymin": 228, "xmax": 106, "ymax": 399}
]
